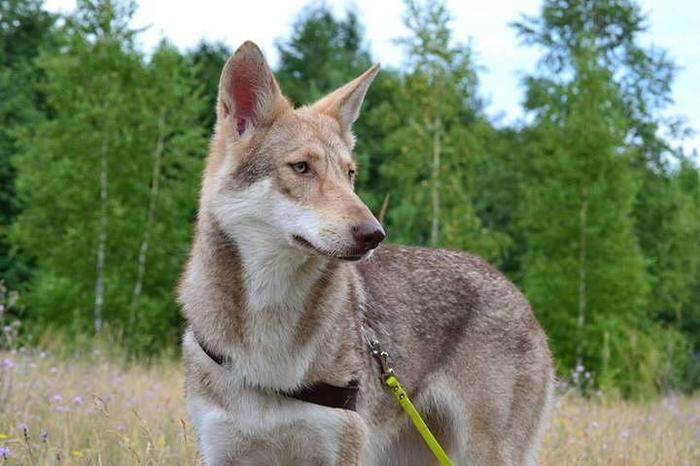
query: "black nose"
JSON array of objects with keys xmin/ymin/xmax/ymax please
[{"xmin": 352, "ymin": 222, "xmax": 386, "ymax": 250}]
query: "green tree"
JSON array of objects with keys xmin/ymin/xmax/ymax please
[
  {"xmin": 275, "ymin": 5, "xmax": 371, "ymax": 106},
  {"xmin": 635, "ymin": 160, "xmax": 700, "ymax": 389},
  {"xmin": 380, "ymin": 0, "xmax": 508, "ymax": 261},
  {"xmin": 471, "ymin": 127, "xmax": 530, "ymax": 278},
  {"xmin": 13, "ymin": 0, "xmax": 144, "ymax": 335},
  {"xmin": 187, "ymin": 41, "xmax": 230, "ymax": 132},
  {"xmin": 126, "ymin": 41, "xmax": 205, "ymax": 351},
  {"xmin": 12, "ymin": 0, "xmax": 204, "ymax": 353},
  {"xmin": 0, "ymin": 0, "xmax": 56, "ymax": 288},
  {"xmin": 514, "ymin": 0, "xmax": 693, "ymax": 396}
]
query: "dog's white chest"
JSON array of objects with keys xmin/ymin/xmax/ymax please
[{"xmin": 223, "ymin": 237, "xmax": 330, "ymax": 389}]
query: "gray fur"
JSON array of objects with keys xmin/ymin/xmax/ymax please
[{"xmin": 179, "ymin": 41, "xmax": 553, "ymax": 466}]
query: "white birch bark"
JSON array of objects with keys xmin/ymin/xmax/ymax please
[
  {"xmin": 129, "ymin": 109, "xmax": 166, "ymax": 329},
  {"xmin": 576, "ymin": 182, "xmax": 589, "ymax": 368},
  {"xmin": 430, "ymin": 117, "xmax": 441, "ymax": 247},
  {"xmin": 94, "ymin": 138, "xmax": 108, "ymax": 333}
]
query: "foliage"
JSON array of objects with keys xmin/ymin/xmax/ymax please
[
  {"xmin": 514, "ymin": 0, "xmax": 700, "ymax": 397},
  {"xmin": 1, "ymin": 0, "xmax": 699, "ymax": 395},
  {"xmin": 0, "ymin": 0, "xmax": 56, "ymax": 288},
  {"xmin": 187, "ymin": 41, "xmax": 230, "ymax": 132},
  {"xmin": 520, "ymin": 51, "xmax": 652, "ymax": 395},
  {"xmin": 11, "ymin": 0, "xmax": 204, "ymax": 354},
  {"xmin": 275, "ymin": 5, "xmax": 371, "ymax": 106},
  {"xmin": 378, "ymin": 0, "xmax": 510, "ymax": 262}
]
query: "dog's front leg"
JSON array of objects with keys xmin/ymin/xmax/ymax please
[
  {"xmin": 190, "ymin": 393, "xmax": 368, "ymax": 466},
  {"xmin": 234, "ymin": 409, "xmax": 367, "ymax": 466},
  {"xmin": 281, "ymin": 406, "xmax": 367, "ymax": 466},
  {"xmin": 334, "ymin": 410, "xmax": 366, "ymax": 466}
]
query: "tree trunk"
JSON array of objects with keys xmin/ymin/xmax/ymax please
[
  {"xmin": 378, "ymin": 193, "xmax": 390, "ymax": 225},
  {"xmin": 94, "ymin": 138, "xmax": 108, "ymax": 334},
  {"xmin": 576, "ymin": 181, "xmax": 589, "ymax": 368},
  {"xmin": 129, "ymin": 108, "xmax": 166, "ymax": 330},
  {"xmin": 430, "ymin": 117, "xmax": 441, "ymax": 247}
]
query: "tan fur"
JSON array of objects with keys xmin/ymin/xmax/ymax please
[
  {"xmin": 178, "ymin": 41, "xmax": 553, "ymax": 466},
  {"xmin": 338, "ymin": 413, "xmax": 365, "ymax": 466}
]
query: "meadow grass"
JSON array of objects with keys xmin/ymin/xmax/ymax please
[{"xmin": 0, "ymin": 348, "xmax": 698, "ymax": 465}]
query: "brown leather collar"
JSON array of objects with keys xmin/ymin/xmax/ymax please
[
  {"xmin": 193, "ymin": 332, "xmax": 360, "ymax": 411},
  {"xmin": 281, "ymin": 380, "xmax": 359, "ymax": 411}
]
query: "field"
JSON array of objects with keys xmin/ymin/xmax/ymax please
[{"xmin": 1, "ymin": 349, "xmax": 698, "ymax": 466}]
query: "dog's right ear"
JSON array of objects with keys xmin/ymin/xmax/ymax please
[{"xmin": 217, "ymin": 41, "xmax": 289, "ymax": 137}]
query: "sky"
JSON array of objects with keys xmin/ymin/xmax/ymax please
[{"xmin": 44, "ymin": 0, "xmax": 700, "ymax": 155}]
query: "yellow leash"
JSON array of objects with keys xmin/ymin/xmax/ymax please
[
  {"xmin": 368, "ymin": 338, "xmax": 454, "ymax": 466},
  {"xmin": 383, "ymin": 374, "xmax": 454, "ymax": 465}
]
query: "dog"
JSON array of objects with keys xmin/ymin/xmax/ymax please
[{"xmin": 177, "ymin": 41, "xmax": 553, "ymax": 466}]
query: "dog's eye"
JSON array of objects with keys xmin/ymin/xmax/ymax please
[
  {"xmin": 291, "ymin": 162, "xmax": 309, "ymax": 174},
  {"xmin": 348, "ymin": 169, "xmax": 356, "ymax": 179}
]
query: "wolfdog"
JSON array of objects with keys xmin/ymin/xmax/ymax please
[{"xmin": 178, "ymin": 41, "xmax": 553, "ymax": 466}]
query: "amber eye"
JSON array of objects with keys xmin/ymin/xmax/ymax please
[{"xmin": 291, "ymin": 162, "xmax": 309, "ymax": 174}]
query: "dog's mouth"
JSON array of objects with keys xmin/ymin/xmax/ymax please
[{"xmin": 291, "ymin": 235, "xmax": 368, "ymax": 262}]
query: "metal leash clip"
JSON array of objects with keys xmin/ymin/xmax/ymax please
[
  {"xmin": 363, "ymin": 329, "xmax": 454, "ymax": 465},
  {"xmin": 369, "ymin": 339, "xmax": 394, "ymax": 379}
]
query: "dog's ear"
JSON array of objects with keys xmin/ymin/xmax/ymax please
[
  {"xmin": 312, "ymin": 64, "xmax": 380, "ymax": 134},
  {"xmin": 217, "ymin": 41, "xmax": 289, "ymax": 137}
]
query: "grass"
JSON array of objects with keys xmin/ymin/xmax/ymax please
[
  {"xmin": 0, "ymin": 348, "xmax": 195, "ymax": 465},
  {"xmin": 0, "ymin": 348, "xmax": 698, "ymax": 465},
  {"xmin": 542, "ymin": 393, "xmax": 700, "ymax": 465}
]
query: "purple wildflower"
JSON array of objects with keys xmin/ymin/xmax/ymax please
[
  {"xmin": 55, "ymin": 405, "xmax": 69, "ymax": 413},
  {"xmin": 51, "ymin": 394, "xmax": 62, "ymax": 403},
  {"xmin": 2, "ymin": 359, "xmax": 13, "ymax": 369},
  {"xmin": 0, "ymin": 446, "xmax": 9, "ymax": 459},
  {"xmin": 18, "ymin": 423, "xmax": 29, "ymax": 442},
  {"xmin": 72, "ymin": 396, "xmax": 83, "ymax": 405},
  {"xmin": 39, "ymin": 431, "xmax": 48, "ymax": 442}
]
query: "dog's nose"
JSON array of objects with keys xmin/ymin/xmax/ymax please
[{"xmin": 352, "ymin": 222, "xmax": 386, "ymax": 250}]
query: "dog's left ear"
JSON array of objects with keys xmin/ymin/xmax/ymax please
[{"xmin": 312, "ymin": 64, "xmax": 380, "ymax": 134}]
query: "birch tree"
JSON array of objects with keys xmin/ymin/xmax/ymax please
[
  {"xmin": 12, "ymin": 0, "xmax": 142, "ymax": 334},
  {"xmin": 127, "ymin": 42, "xmax": 205, "ymax": 344},
  {"xmin": 12, "ymin": 2, "xmax": 204, "ymax": 352},
  {"xmin": 380, "ymin": 0, "xmax": 509, "ymax": 262},
  {"xmin": 518, "ymin": 53, "xmax": 649, "ymax": 393},
  {"xmin": 515, "ymin": 0, "xmax": 689, "ymax": 397}
]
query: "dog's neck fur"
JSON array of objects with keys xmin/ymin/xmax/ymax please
[
  {"xmin": 231, "ymin": 218, "xmax": 325, "ymax": 313},
  {"xmin": 181, "ymin": 208, "xmax": 355, "ymax": 389}
]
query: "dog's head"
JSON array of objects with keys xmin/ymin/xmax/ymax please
[{"xmin": 203, "ymin": 41, "xmax": 384, "ymax": 261}]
